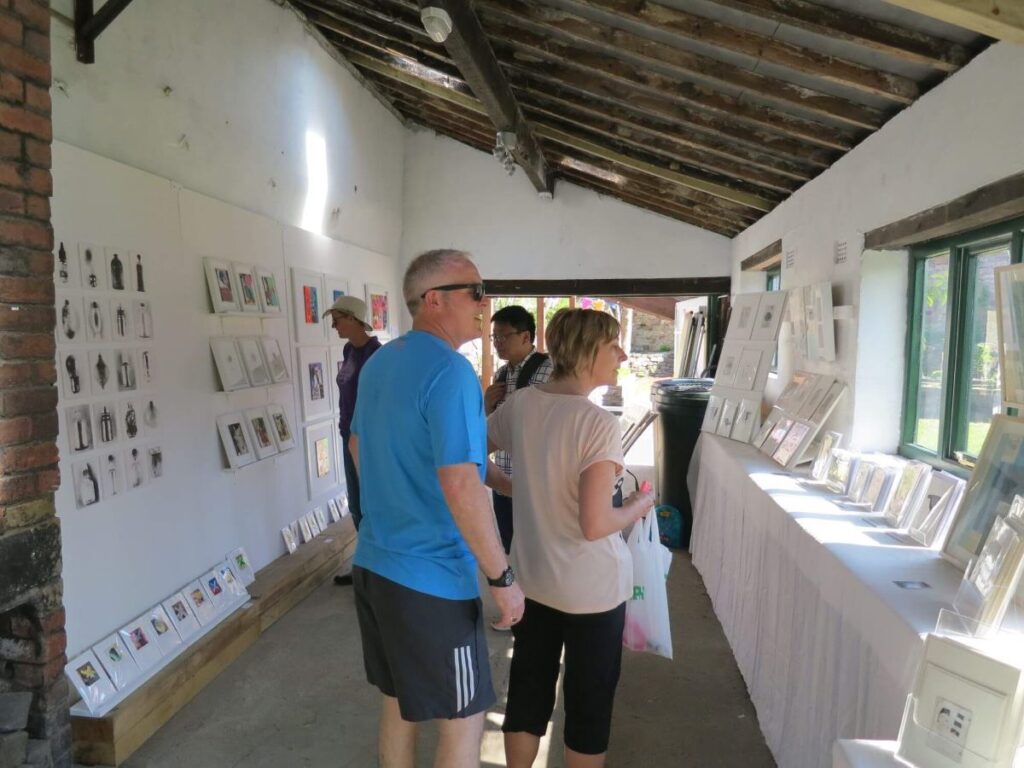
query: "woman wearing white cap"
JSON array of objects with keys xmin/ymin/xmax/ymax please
[{"xmin": 324, "ymin": 296, "xmax": 381, "ymax": 583}]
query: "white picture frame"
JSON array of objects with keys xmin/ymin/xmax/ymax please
[
  {"xmin": 185, "ymin": 579, "xmax": 218, "ymax": 625},
  {"xmin": 305, "ymin": 419, "xmax": 338, "ymax": 500},
  {"xmin": 810, "ymin": 431, "xmax": 842, "ymax": 482},
  {"xmin": 727, "ymin": 293, "xmax": 761, "ymax": 341},
  {"xmin": 256, "ymin": 268, "xmax": 283, "ymax": 314},
  {"xmin": 66, "ymin": 404, "xmax": 94, "ymax": 454},
  {"xmin": 146, "ymin": 605, "xmax": 183, "ymax": 656},
  {"xmin": 227, "ymin": 547, "xmax": 256, "ymax": 586},
  {"xmin": 91, "ymin": 633, "xmax": 140, "ymax": 691},
  {"xmin": 750, "ymin": 291, "xmax": 787, "ymax": 342},
  {"xmin": 314, "ymin": 505, "xmax": 329, "ymax": 531},
  {"xmin": 772, "ymin": 420, "xmax": 813, "ymax": 468},
  {"xmin": 714, "ymin": 341, "xmax": 741, "ymax": 388},
  {"xmin": 204, "ymin": 257, "xmax": 239, "ymax": 313},
  {"xmin": 233, "ymin": 263, "xmax": 262, "ymax": 313},
  {"xmin": 57, "ymin": 294, "xmax": 84, "ymax": 343},
  {"xmin": 730, "ymin": 398, "xmax": 760, "ymax": 443},
  {"xmin": 89, "ymin": 350, "xmax": 115, "ymax": 395},
  {"xmin": 909, "ymin": 471, "xmax": 966, "ymax": 549},
  {"xmin": 291, "ymin": 267, "xmax": 325, "ymax": 345},
  {"xmin": 162, "ymin": 592, "xmax": 201, "ymax": 642},
  {"xmin": 201, "ymin": 570, "xmax": 230, "ymax": 610},
  {"xmin": 138, "ymin": 348, "xmax": 156, "ymax": 389},
  {"xmin": 117, "ymin": 398, "xmax": 142, "ymax": 441},
  {"xmin": 702, "ymin": 395, "xmax": 723, "ymax": 433},
  {"xmin": 106, "ymin": 246, "xmax": 134, "ymax": 292},
  {"xmin": 805, "ymin": 281, "xmax": 836, "ymax": 362},
  {"xmin": 217, "ymin": 562, "xmax": 247, "ymax": 598},
  {"xmin": 365, "ymin": 283, "xmax": 391, "ymax": 338},
  {"xmin": 210, "ymin": 337, "xmax": 250, "ymax": 392},
  {"xmin": 118, "ymin": 615, "xmax": 164, "ymax": 671},
  {"xmin": 98, "ymin": 451, "xmax": 124, "ymax": 500},
  {"xmin": 217, "ymin": 412, "xmax": 258, "ymax": 469},
  {"xmin": 324, "ymin": 274, "xmax": 350, "ymax": 308},
  {"xmin": 83, "ymin": 296, "xmax": 105, "ymax": 342},
  {"xmin": 59, "ymin": 350, "xmax": 90, "ymax": 400},
  {"xmin": 883, "ymin": 460, "xmax": 932, "ymax": 529},
  {"xmin": 114, "ymin": 348, "xmax": 138, "ymax": 392},
  {"xmin": 329, "ymin": 346, "xmax": 344, "ymax": 413},
  {"xmin": 65, "ymin": 650, "xmax": 117, "ymax": 714},
  {"xmin": 299, "ymin": 515, "xmax": 314, "ymax": 543},
  {"xmin": 327, "ymin": 497, "xmax": 342, "ymax": 523},
  {"xmin": 244, "ymin": 407, "xmax": 279, "ymax": 459},
  {"xmin": 282, "ymin": 525, "xmax": 298, "ymax": 554},
  {"xmin": 79, "ymin": 242, "xmax": 107, "ymax": 291},
  {"xmin": 261, "ymin": 336, "xmax": 290, "ymax": 383},
  {"xmin": 266, "ymin": 403, "xmax": 297, "ymax": 451},
  {"xmin": 124, "ymin": 445, "xmax": 147, "ymax": 490},
  {"xmin": 716, "ymin": 400, "xmax": 737, "ymax": 437},
  {"xmin": 733, "ymin": 346, "xmax": 771, "ymax": 393},
  {"xmin": 108, "ymin": 297, "xmax": 133, "ymax": 341},
  {"xmin": 306, "ymin": 510, "xmax": 321, "ymax": 536},
  {"xmin": 134, "ymin": 299, "xmax": 154, "ymax": 340},
  {"xmin": 237, "ymin": 337, "xmax": 271, "ymax": 387},
  {"xmin": 297, "ymin": 346, "xmax": 331, "ymax": 422},
  {"xmin": 751, "ymin": 407, "xmax": 782, "ymax": 449}
]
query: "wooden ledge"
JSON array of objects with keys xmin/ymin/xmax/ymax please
[{"xmin": 72, "ymin": 518, "xmax": 358, "ymax": 766}]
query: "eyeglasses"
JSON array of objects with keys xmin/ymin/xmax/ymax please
[
  {"xmin": 420, "ymin": 283, "xmax": 486, "ymax": 302},
  {"xmin": 490, "ymin": 331, "xmax": 526, "ymax": 343}
]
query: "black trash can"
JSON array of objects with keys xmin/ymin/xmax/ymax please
[{"xmin": 651, "ymin": 378, "xmax": 713, "ymax": 549}]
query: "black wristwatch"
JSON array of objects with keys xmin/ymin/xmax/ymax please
[{"xmin": 487, "ymin": 565, "xmax": 515, "ymax": 588}]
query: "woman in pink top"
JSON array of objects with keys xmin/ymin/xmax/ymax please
[{"xmin": 488, "ymin": 308, "xmax": 654, "ymax": 768}]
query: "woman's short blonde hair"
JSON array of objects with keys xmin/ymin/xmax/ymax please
[{"xmin": 546, "ymin": 308, "xmax": 621, "ymax": 379}]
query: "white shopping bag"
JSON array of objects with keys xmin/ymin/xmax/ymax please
[{"xmin": 623, "ymin": 511, "xmax": 673, "ymax": 659}]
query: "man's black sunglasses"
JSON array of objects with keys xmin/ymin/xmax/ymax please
[{"xmin": 420, "ymin": 283, "xmax": 486, "ymax": 302}]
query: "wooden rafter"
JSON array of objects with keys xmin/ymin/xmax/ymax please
[{"xmin": 878, "ymin": 0, "xmax": 1021, "ymax": 44}]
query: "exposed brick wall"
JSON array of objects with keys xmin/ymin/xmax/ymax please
[{"xmin": 0, "ymin": 1, "xmax": 70, "ymax": 766}]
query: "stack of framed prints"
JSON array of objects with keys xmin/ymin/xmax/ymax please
[
  {"xmin": 203, "ymin": 257, "xmax": 283, "ymax": 315},
  {"xmin": 802, "ymin": 281, "xmax": 836, "ymax": 362},
  {"xmin": 280, "ymin": 491, "xmax": 349, "ymax": 554},
  {"xmin": 210, "ymin": 336, "xmax": 290, "ymax": 391},
  {"xmin": 55, "ymin": 239, "xmax": 165, "ymax": 510},
  {"xmin": 66, "ymin": 553, "xmax": 251, "ymax": 717},
  {"xmin": 216, "ymin": 404, "xmax": 296, "ymax": 470}
]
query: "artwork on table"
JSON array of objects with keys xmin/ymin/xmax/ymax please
[
  {"xmin": 98, "ymin": 451, "xmax": 124, "ymax": 499},
  {"xmin": 751, "ymin": 407, "xmax": 782, "ymax": 450},
  {"xmin": 65, "ymin": 650, "xmax": 117, "ymax": 714},
  {"xmin": 66, "ymin": 404, "xmax": 94, "ymax": 454},
  {"xmin": 847, "ymin": 461, "xmax": 873, "ymax": 504},
  {"xmin": 71, "ymin": 458, "xmax": 101, "ymax": 509},
  {"xmin": 134, "ymin": 300, "xmax": 154, "ymax": 339},
  {"xmin": 365, "ymin": 283, "xmax": 391, "ymax": 336},
  {"xmin": 163, "ymin": 592, "xmax": 201, "ymax": 642},
  {"xmin": 297, "ymin": 346, "xmax": 331, "ymax": 421},
  {"xmin": 776, "ymin": 372, "xmax": 815, "ymax": 413},
  {"xmin": 265, "ymin": 403, "xmax": 297, "ymax": 451},
  {"xmin": 256, "ymin": 268, "xmax": 282, "ymax": 313},
  {"xmin": 228, "ymin": 547, "xmax": 256, "ymax": 586},
  {"xmin": 325, "ymin": 274, "xmax": 350, "ymax": 307},
  {"xmin": 305, "ymin": 420, "xmax": 337, "ymax": 500},
  {"xmin": 115, "ymin": 349, "xmax": 137, "ymax": 392},
  {"xmin": 261, "ymin": 336, "xmax": 289, "ymax": 383},
  {"xmin": 185, "ymin": 579, "xmax": 218, "ymax": 626},
  {"xmin": 299, "ymin": 515, "xmax": 314, "ymax": 543},
  {"xmin": 116, "ymin": 399, "xmax": 139, "ymax": 441},
  {"xmin": 119, "ymin": 616, "xmax": 163, "ymax": 671},
  {"xmin": 237, "ymin": 337, "xmax": 271, "ymax": 387},
  {"xmin": 217, "ymin": 412, "xmax": 257, "ymax": 469},
  {"xmin": 204, "ymin": 257, "xmax": 239, "ymax": 313},
  {"xmin": 89, "ymin": 350, "xmax": 113, "ymax": 394},
  {"xmin": 956, "ymin": 516, "xmax": 1024, "ymax": 632},
  {"xmin": 217, "ymin": 562, "xmax": 247, "ymax": 598},
  {"xmin": 863, "ymin": 465, "xmax": 897, "ymax": 513},
  {"xmin": 139, "ymin": 348, "xmax": 156, "ymax": 388},
  {"xmin": 57, "ymin": 295, "xmax": 83, "ymax": 343},
  {"xmin": 714, "ymin": 341, "xmax": 741, "ymax": 389},
  {"xmin": 60, "ymin": 350, "xmax": 89, "ymax": 399},
  {"xmin": 124, "ymin": 446, "xmax": 147, "ymax": 490},
  {"xmin": 908, "ymin": 471, "xmax": 966, "ymax": 549},
  {"xmin": 146, "ymin": 606, "xmax": 183, "ymax": 655},
  {"xmin": 91, "ymin": 633, "xmax": 140, "ymax": 691},
  {"xmin": 85, "ymin": 298, "xmax": 105, "ymax": 341},
  {"xmin": 995, "ymin": 264, "xmax": 1024, "ymax": 410},
  {"xmin": 826, "ymin": 449, "xmax": 854, "ymax": 495},
  {"xmin": 734, "ymin": 347, "xmax": 770, "ymax": 393},
  {"xmin": 727, "ymin": 293, "xmax": 760, "ymax": 341},
  {"xmin": 210, "ymin": 337, "xmax": 250, "ymax": 392},
  {"xmin": 810, "ymin": 431, "xmax": 842, "ymax": 482},
  {"xmin": 702, "ymin": 395, "xmax": 723, "ymax": 433},
  {"xmin": 202, "ymin": 570, "xmax": 229, "ymax": 610},
  {"xmin": 730, "ymin": 399, "xmax": 760, "ymax": 444},
  {"xmin": 79, "ymin": 243, "xmax": 107, "ymax": 290},
  {"xmin": 772, "ymin": 420, "xmax": 812, "ymax": 468},
  {"xmin": 796, "ymin": 375, "xmax": 834, "ymax": 421},
  {"xmin": 233, "ymin": 264, "xmax": 262, "ymax": 313},
  {"xmin": 883, "ymin": 461, "xmax": 932, "ymax": 529},
  {"xmin": 291, "ymin": 268, "xmax": 325, "ymax": 345},
  {"xmin": 945, "ymin": 416, "xmax": 1024, "ymax": 570},
  {"xmin": 750, "ymin": 291, "xmax": 786, "ymax": 342},
  {"xmin": 54, "ymin": 239, "xmax": 80, "ymax": 287},
  {"xmin": 282, "ymin": 525, "xmax": 298, "ymax": 554},
  {"xmin": 109, "ymin": 298, "xmax": 133, "ymax": 340},
  {"xmin": 715, "ymin": 400, "xmax": 737, "ymax": 438},
  {"xmin": 760, "ymin": 417, "xmax": 793, "ymax": 457},
  {"xmin": 245, "ymin": 407, "xmax": 279, "ymax": 459}
]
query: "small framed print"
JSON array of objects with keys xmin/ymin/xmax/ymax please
[
  {"xmin": 727, "ymin": 293, "xmax": 760, "ymax": 341},
  {"xmin": 106, "ymin": 247, "xmax": 133, "ymax": 292},
  {"xmin": 119, "ymin": 616, "xmax": 164, "ymax": 671},
  {"xmin": 772, "ymin": 420, "xmax": 812, "ymax": 468},
  {"xmin": 291, "ymin": 267, "xmax": 325, "ymax": 345},
  {"xmin": 282, "ymin": 525, "xmax": 298, "ymax": 554},
  {"xmin": 733, "ymin": 346, "xmax": 770, "ymax": 393},
  {"xmin": 163, "ymin": 592, "xmax": 201, "ymax": 642},
  {"xmin": 365, "ymin": 283, "xmax": 391, "ymax": 337},
  {"xmin": 130, "ymin": 251, "xmax": 147, "ymax": 293},
  {"xmin": 109, "ymin": 297, "xmax": 133, "ymax": 341},
  {"xmin": 715, "ymin": 341, "xmax": 741, "ymax": 388},
  {"xmin": 336, "ymin": 494, "xmax": 350, "ymax": 518},
  {"xmin": 751, "ymin": 407, "xmax": 782, "ymax": 449},
  {"xmin": 98, "ymin": 451, "xmax": 124, "ymax": 500},
  {"xmin": 65, "ymin": 650, "xmax": 117, "ymax": 714},
  {"xmin": 147, "ymin": 445, "xmax": 164, "ymax": 480},
  {"xmin": 210, "ymin": 337, "xmax": 250, "ymax": 392},
  {"xmin": 299, "ymin": 515, "xmax": 314, "ymax": 543},
  {"xmin": 298, "ymin": 346, "xmax": 331, "ymax": 421},
  {"xmin": 760, "ymin": 416, "xmax": 793, "ymax": 457},
  {"xmin": 91, "ymin": 633, "xmax": 140, "ymax": 691},
  {"xmin": 811, "ymin": 431, "xmax": 842, "ymax": 482},
  {"xmin": 115, "ymin": 348, "xmax": 138, "ymax": 392},
  {"xmin": 79, "ymin": 242, "xmax": 107, "ymax": 290},
  {"xmin": 325, "ymin": 274, "xmax": 349, "ymax": 312},
  {"xmin": 134, "ymin": 300, "xmax": 154, "ymax": 340},
  {"xmin": 84, "ymin": 297, "xmax": 105, "ymax": 341},
  {"xmin": 305, "ymin": 420, "xmax": 337, "ymax": 500},
  {"xmin": 244, "ymin": 407, "xmax": 279, "ymax": 459},
  {"xmin": 185, "ymin": 579, "xmax": 218, "ymax": 625},
  {"xmin": 731, "ymin": 399, "xmax": 761, "ymax": 444},
  {"xmin": 54, "ymin": 239, "xmax": 80, "ymax": 288},
  {"xmin": 261, "ymin": 337, "xmax": 289, "ymax": 383},
  {"xmin": 66, "ymin": 404, "xmax": 94, "ymax": 454},
  {"xmin": 702, "ymin": 395, "xmax": 723, "ymax": 433},
  {"xmin": 256, "ymin": 268, "xmax": 282, "ymax": 313},
  {"xmin": 307, "ymin": 510, "xmax": 321, "ymax": 536},
  {"xmin": 138, "ymin": 348, "xmax": 156, "ymax": 389},
  {"xmin": 233, "ymin": 263, "xmax": 262, "ymax": 313},
  {"xmin": 71, "ymin": 458, "xmax": 101, "ymax": 508},
  {"xmin": 314, "ymin": 505, "xmax": 329, "ymax": 531},
  {"xmin": 266, "ymin": 403, "xmax": 296, "ymax": 451},
  {"xmin": 327, "ymin": 497, "xmax": 341, "ymax": 523},
  {"xmin": 204, "ymin": 257, "xmax": 239, "ymax": 313},
  {"xmin": 217, "ymin": 412, "xmax": 257, "ymax": 469},
  {"xmin": 124, "ymin": 445, "xmax": 147, "ymax": 490},
  {"xmin": 715, "ymin": 400, "xmax": 737, "ymax": 438},
  {"xmin": 228, "ymin": 547, "xmax": 256, "ymax": 586},
  {"xmin": 202, "ymin": 570, "xmax": 229, "ymax": 610},
  {"xmin": 217, "ymin": 562, "xmax": 247, "ymax": 598},
  {"xmin": 750, "ymin": 291, "xmax": 787, "ymax": 342},
  {"xmin": 57, "ymin": 295, "xmax": 84, "ymax": 343},
  {"xmin": 147, "ymin": 606, "xmax": 182, "ymax": 656},
  {"xmin": 60, "ymin": 350, "xmax": 90, "ymax": 399},
  {"xmin": 142, "ymin": 398, "xmax": 160, "ymax": 431},
  {"xmin": 118, "ymin": 399, "xmax": 142, "ymax": 441},
  {"xmin": 238, "ymin": 337, "xmax": 271, "ymax": 387},
  {"xmin": 89, "ymin": 350, "xmax": 115, "ymax": 395}
]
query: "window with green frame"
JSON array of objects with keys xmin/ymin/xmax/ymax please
[
  {"xmin": 766, "ymin": 267, "xmax": 781, "ymax": 372},
  {"xmin": 902, "ymin": 217, "xmax": 1024, "ymax": 470}
]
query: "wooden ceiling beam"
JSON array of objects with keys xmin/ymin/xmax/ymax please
[
  {"xmin": 485, "ymin": 277, "xmax": 734, "ymax": 297},
  {"xmin": 478, "ymin": 13, "xmax": 861, "ymax": 151},
  {"xmin": 878, "ymin": 1, "xmax": 1021, "ymax": 44},
  {"xmin": 478, "ymin": 0, "xmax": 887, "ymax": 131},
  {"xmin": 708, "ymin": 0, "xmax": 969, "ymax": 71},
  {"xmin": 415, "ymin": 0, "xmax": 553, "ymax": 194},
  {"xmin": 561, "ymin": 0, "xmax": 919, "ymax": 103}
]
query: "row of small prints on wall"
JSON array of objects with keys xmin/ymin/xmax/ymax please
[
  {"xmin": 71, "ymin": 444, "xmax": 163, "ymax": 509},
  {"xmin": 211, "ymin": 336, "xmax": 289, "ymax": 391},
  {"xmin": 59, "ymin": 347, "xmax": 156, "ymax": 400},
  {"xmin": 203, "ymin": 257, "xmax": 283, "ymax": 315},
  {"xmin": 282, "ymin": 495, "xmax": 348, "ymax": 553},
  {"xmin": 217, "ymin": 405, "xmax": 295, "ymax": 469},
  {"xmin": 65, "ymin": 397, "xmax": 160, "ymax": 455},
  {"xmin": 55, "ymin": 241, "xmax": 150, "ymax": 294},
  {"xmin": 291, "ymin": 266, "xmax": 391, "ymax": 345},
  {"xmin": 58, "ymin": 294, "xmax": 155, "ymax": 345},
  {"xmin": 65, "ymin": 549, "xmax": 255, "ymax": 715}
]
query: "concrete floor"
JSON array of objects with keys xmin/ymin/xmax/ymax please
[{"xmin": 120, "ymin": 551, "xmax": 774, "ymax": 768}]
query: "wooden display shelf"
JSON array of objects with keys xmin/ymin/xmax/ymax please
[{"xmin": 72, "ymin": 518, "xmax": 357, "ymax": 766}]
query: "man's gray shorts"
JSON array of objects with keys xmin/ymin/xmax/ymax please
[{"xmin": 353, "ymin": 566, "xmax": 496, "ymax": 721}]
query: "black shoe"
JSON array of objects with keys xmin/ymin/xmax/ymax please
[{"xmin": 333, "ymin": 573, "xmax": 353, "ymax": 586}]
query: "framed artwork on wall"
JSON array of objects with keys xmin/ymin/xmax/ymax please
[
  {"xmin": 217, "ymin": 412, "xmax": 257, "ymax": 469},
  {"xmin": 256, "ymin": 268, "xmax": 283, "ymax": 314},
  {"xmin": 261, "ymin": 336, "xmax": 289, "ymax": 383},
  {"xmin": 57, "ymin": 295, "xmax": 84, "ymax": 343},
  {"xmin": 365, "ymin": 283, "xmax": 391, "ymax": 337},
  {"xmin": 204, "ymin": 257, "xmax": 239, "ymax": 313},
  {"xmin": 79, "ymin": 242, "xmax": 107, "ymax": 291},
  {"xmin": 325, "ymin": 274, "xmax": 349, "ymax": 307},
  {"xmin": 297, "ymin": 346, "xmax": 331, "ymax": 421},
  {"xmin": 244, "ymin": 407, "xmax": 279, "ymax": 459},
  {"xmin": 106, "ymin": 247, "xmax": 133, "ymax": 293},
  {"xmin": 329, "ymin": 346, "xmax": 344, "ymax": 412},
  {"xmin": 233, "ymin": 263, "xmax": 262, "ymax": 314},
  {"xmin": 304, "ymin": 419, "xmax": 337, "ymax": 500},
  {"xmin": 266, "ymin": 403, "xmax": 296, "ymax": 451},
  {"xmin": 291, "ymin": 267, "xmax": 325, "ymax": 345},
  {"xmin": 85, "ymin": 297, "xmax": 105, "ymax": 341},
  {"xmin": 237, "ymin": 337, "xmax": 271, "ymax": 387},
  {"xmin": 60, "ymin": 350, "xmax": 90, "ymax": 399},
  {"xmin": 210, "ymin": 337, "xmax": 250, "ymax": 392}
]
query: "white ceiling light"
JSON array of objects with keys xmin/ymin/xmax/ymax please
[{"xmin": 420, "ymin": 7, "xmax": 453, "ymax": 43}]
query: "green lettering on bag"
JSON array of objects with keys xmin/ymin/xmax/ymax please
[{"xmin": 632, "ymin": 585, "xmax": 645, "ymax": 601}]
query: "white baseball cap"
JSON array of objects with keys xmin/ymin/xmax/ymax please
[{"xmin": 322, "ymin": 296, "xmax": 372, "ymax": 331}]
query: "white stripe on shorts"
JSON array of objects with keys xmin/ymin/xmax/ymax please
[
  {"xmin": 454, "ymin": 647, "xmax": 463, "ymax": 712},
  {"xmin": 454, "ymin": 644, "xmax": 475, "ymax": 713}
]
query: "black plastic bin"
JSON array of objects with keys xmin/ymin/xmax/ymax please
[{"xmin": 651, "ymin": 378, "xmax": 713, "ymax": 549}]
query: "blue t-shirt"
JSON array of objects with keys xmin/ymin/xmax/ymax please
[{"xmin": 350, "ymin": 331, "xmax": 486, "ymax": 600}]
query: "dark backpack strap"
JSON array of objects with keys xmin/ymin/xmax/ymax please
[{"xmin": 516, "ymin": 352, "xmax": 549, "ymax": 389}]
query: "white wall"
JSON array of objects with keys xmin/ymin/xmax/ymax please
[{"xmin": 730, "ymin": 42, "xmax": 1024, "ymax": 450}]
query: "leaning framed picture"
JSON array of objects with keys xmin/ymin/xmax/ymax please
[
  {"xmin": 260, "ymin": 336, "xmax": 290, "ymax": 383},
  {"xmin": 726, "ymin": 293, "xmax": 761, "ymax": 341},
  {"xmin": 233, "ymin": 263, "xmax": 262, "ymax": 314},
  {"xmin": 256, "ymin": 267, "xmax": 283, "ymax": 314},
  {"xmin": 365, "ymin": 283, "xmax": 391, "ymax": 338},
  {"xmin": 266, "ymin": 403, "xmax": 297, "ymax": 451},
  {"xmin": 162, "ymin": 592, "xmax": 201, "ymax": 642},
  {"xmin": 244, "ymin": 407, "xmax": 279, "ymax": 459},
  {"xmin": 750, "ymin": 291, "xmax": 787, "ymax": 342},
  {"xmin": 203, "ymin": 257, "xmax": 239, "ymax": 313},
  {"xmin": 237, "ymin": 337, "xmax": 271, "ymax": 387},
  {"xmin": 210, "ymin": 337, "xmax": 250, "ymax": 392},
  {"xmin": 217, "ymin": 412, "xmax": 258, "ymax": 469},
  {"xmin": 995, "ymin": 264, "xmax": 1024, "ymax": 410},
  {"xmin": 91, "ymin": 633, "xmax": 140, "ymax": 691},
  {"xmin": 945, "ymin": 415, "xmax": 1024, "ymax": 570},
  {"xmin": 291, "ymin": 267, "xmax": 325, "ymax": 345},
  {"xmin": 65, "ymin": 650, "xmax": 117, "ymax": 715},
  {"xmin": 304, "ymin": 419, "xmax": 338, "ymax": 500},
  {"xmin": 297, "ymin": 346, "xmax": 331, "ymax": 422}
]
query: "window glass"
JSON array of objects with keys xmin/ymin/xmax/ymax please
[{"xmin": 911, "ymin": 254, "xmax": 949, "ymax": 453}]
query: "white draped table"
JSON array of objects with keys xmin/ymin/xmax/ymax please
[{"xmin": 690, "ymin": 434, "xmax": 963, "ymax": 768}]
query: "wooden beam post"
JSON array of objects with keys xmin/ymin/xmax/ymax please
[
  {"xmin": 535, "ymin": 297, "xmax": 545, "ymax": 353},
  {"xmin": 879, "ymin": 0, "xmax": 1024, "ymax": 43},
  {"xmin": 482, "ymin": 298, "xmax": 494, "ymax": 387}
]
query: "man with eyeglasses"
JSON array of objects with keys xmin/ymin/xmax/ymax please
[
  {"xmin": 347, "ymin": 249, "xmax": 525, "ymax": 768},
  {"xmin": 485, "ymin": 306, "xmax": 552, "ymax": 585}
]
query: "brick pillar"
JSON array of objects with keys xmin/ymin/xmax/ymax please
[{"xmin": 0, "ymin": 2, "xmax": 71, "ymax": 767}]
